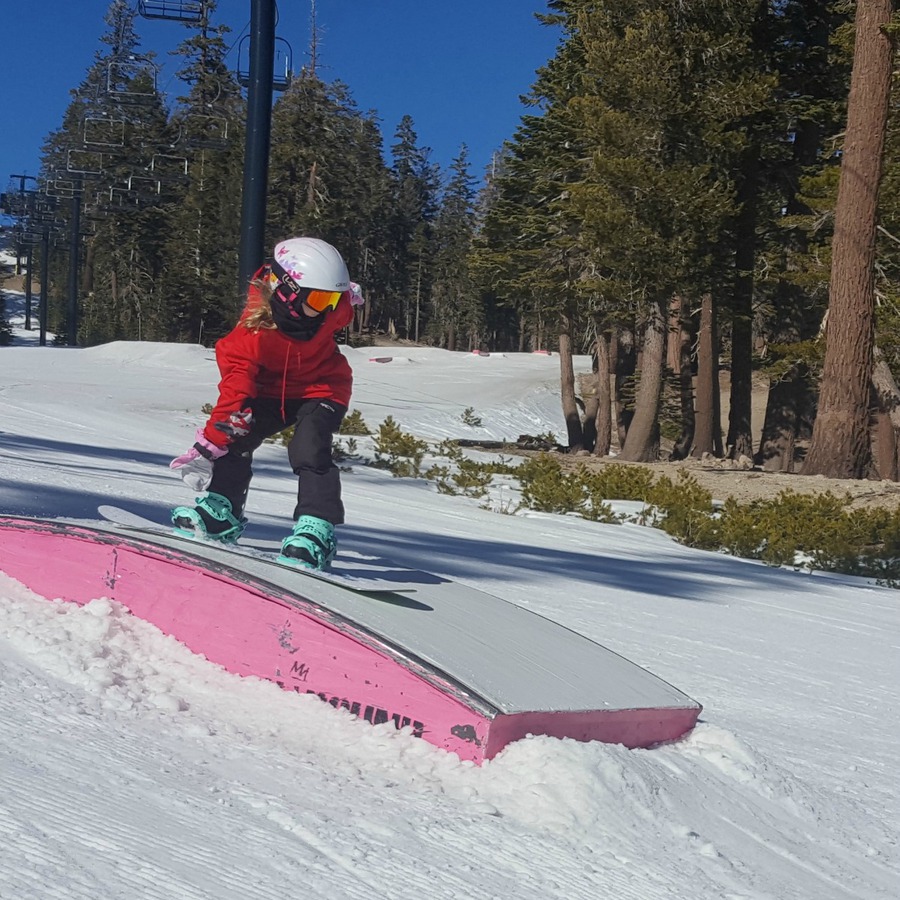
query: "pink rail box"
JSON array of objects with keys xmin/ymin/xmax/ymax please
[{"xmin": 0, "ymin": 517, "xmax": 701, "ymax": 763}]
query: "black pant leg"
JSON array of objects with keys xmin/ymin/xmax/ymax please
[
  {"xmin": 288, "ymin": 399, "xmax": 347, "ymax": 524},
  {"xmin": 206, "ymin": 399, "xmax": 292, "ymax": 517}
]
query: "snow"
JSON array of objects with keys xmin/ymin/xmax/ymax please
[{"xmin": 0, "ymin": 270, "xmax": 898, "ymax": 899}]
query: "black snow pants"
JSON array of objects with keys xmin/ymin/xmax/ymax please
[{"xmin": 207, "ymin": 397, "xmax": 347, "ymax": 525}]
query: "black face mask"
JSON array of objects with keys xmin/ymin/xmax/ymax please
[{"xmin": 271, "ymin": 296, "xmax": 325, "ymax": 341}]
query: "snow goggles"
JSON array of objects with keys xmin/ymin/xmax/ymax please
[{"xmin": 269, "ymin": 261, "xmax": 342, "ymax": 313}]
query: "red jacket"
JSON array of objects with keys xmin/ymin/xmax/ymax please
[{"xmin": 203, "ymin": 283, "xmax": 354, "ymax": 447}]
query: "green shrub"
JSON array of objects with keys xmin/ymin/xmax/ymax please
[
  {"xmin": 859, "ymin": 510, "xmax": 900, "ymax": 586},
  {"xmin": 436, "ymin": 439, "xmax": 464, "ymax": 461},
  {"xmin": 517, "ymin": 454, "xmax": 585, "ymax": 514},
  {"xmin": 332, "ymin": 437, "xmax": 358, "ymax": 462},
  {"xmin": 484, "ymin": 455, "xmax": 520, "ymax": 476},
  {"xmin": 424, "ymin": 459, "xmax": 493, "ymax": 497},
  {"xmin": 644, "ymin": 471, "xmax": 718, "ymax": 548},
  {"xmin": 372, "ymin": 416, "xmax": 429, "ymax": 477},
  {"xmin": 811, "ymin": 505, "xmax": 900, "ymax": 582},
  {"xmin": 451, "ymin": 458, "xmax": 494, "ymax": 497},
  {"xmin": 460, "ymin": 406, "xmax": 483, "ymax": 427},
  {"xmin": 340, "ymin": 409, "xmax": 371, "ymax": 435},
  {"xmin": 716, "ymin": 490, "xmax": 850, "ymax": 566},
  {"xmin": 580, "ymin": 463, "xmax": 656, "ymax": 502}
]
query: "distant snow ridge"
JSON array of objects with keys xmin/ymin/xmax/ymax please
[{"xmin": 83, "ymin": 341, "xmax": 215, "ymax": 368}]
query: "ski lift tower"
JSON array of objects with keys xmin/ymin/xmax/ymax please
[{"xmin": 237, "ymin": 0, "xmax": 276, "ymax": 292}]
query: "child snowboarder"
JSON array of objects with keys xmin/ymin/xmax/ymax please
[{"xmin": 169, "ymin": 236, "xmax": 364, "ymax": 570}]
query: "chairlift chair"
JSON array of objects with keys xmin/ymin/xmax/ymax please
[
  {"xmin": 44, "ymin": 179, "xmax": 80, "ymax": 199},
  {"xmin": 107, "ymin": 185, "xmax": 153, "ymax": 209},
  {"xmin": 126, "ymin": 174, "xmax": 162, "ymax": 196},
  {"xmin": 150, "ymin": 154, "xmax": 190, "ymax": 182},
  {"xmin": 66, "ymin": 149, "xmax": 104, "ymax": 177},
  {"xmin": 138, "ymin": 1, "xmax": 204, "ymax": 23},
  {"xmin": 236, "ymin": 35, "xmax": 294, "ymax": 91},
  {"xmin": 83, "ymin": 115, "xmax": 126, "ymax": 148},
  {"xmin": 106, "ymin": 56, "xmax": 159, "ymax": 102}
]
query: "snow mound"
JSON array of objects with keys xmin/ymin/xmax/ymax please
[{"xmin": 82, "ymin": 341, "xmax": 214, "ymax": 369}]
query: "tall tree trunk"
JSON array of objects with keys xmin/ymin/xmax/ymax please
[
  {"xmin": 755, "ymin": 366, "xmax": 813, "ymax": 472},
  {"xmin": 611, "ymin": 325, "xmax": 636, "ymax": 449},
  {"xmin": 727, "ymin": 150, "xmax": 758, "ymax": 460},
  {"xmin": 804, "ymin": 0, "xmax": 894, "ymax": 478},
  {"xmin": 593, "ymin": 326, "xmax": 612, "ymax": 457},
  {"xmin": 619, "ymin": 299, "xmax": 666, "ymax": 462},
  {"xmin": 666, "ymin": 293, "xmax": 682, "ymax": 372},
  {"xmin": 871, "ymin": 406, "xmax": 897, "ymax": 480},
  {"xmin": 670, "ymin": 294, "xmax": 695, "ymax": 461},
  {"xmin": 559, "ymin": 317, "xmax": 584, "ymax": 451},
  {"xmin": 870, "ymin": 347, "xmax": 900, "ymax": 479},
  {"xmin": 581, "ymin": 389, "xmax": 599, "ymax": 453},
  {"xmin": 581, "ymin": 347, "xmax": 600, "ymax": 454},
  {"xmin": 693, "ymin": 292, "xmax": 723, "ymax": 457}
]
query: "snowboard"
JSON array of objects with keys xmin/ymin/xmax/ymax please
[{"xmin": 97, "ymin": 505, "xmax": 419, "ymax": 595}]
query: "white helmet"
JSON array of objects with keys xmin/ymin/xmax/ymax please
[{"xmin": 272, "ymin": 237, "xmax": 350, "ymax": 292}]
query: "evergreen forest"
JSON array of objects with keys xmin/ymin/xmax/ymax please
[{"xmin": 4, "ymin": 0, "xmax": 900, "ymax": 480}]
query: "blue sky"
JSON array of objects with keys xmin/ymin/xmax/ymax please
[{"xmin": 1, "ymin": 1, "xmax": 560, "ymax": 191}]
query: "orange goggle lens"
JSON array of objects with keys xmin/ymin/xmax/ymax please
[{"xmin": 304, "ymin": 289, "xmax": 342, "ymax": 312}]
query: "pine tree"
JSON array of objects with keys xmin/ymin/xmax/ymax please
[
  {"xmin": 467, "ymin": 148, "xmax": 524, "ymax": 351},
  {"xmin": 565, "ymin": 0, "xmax": 768, "ymax": 461},
  {"xmin": 160, "ymin": 0, "xmax": 246, "ymax": 342},
  {"xmin": 267, "ymin": 71, "xmax": 391, "ymax": 327},
  {"xmin": 429, "ymin": 146, "xmax": 477, "ymax": 349},
  {"xmin": 40, "ymin": 0, "xmax": 182, "ymax": 345},
  {"xmin": 385, "ymin": 116, "xmax": 440, "ymax": 338},
  {"xmin": 474, "ymin": 9, "xmax": 589, "ymax": 447}
]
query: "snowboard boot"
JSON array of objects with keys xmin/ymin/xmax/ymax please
[
  {"xmin": 171, "ymin": 492, "xmax": 246, "ymax": 543},
  {"xmin": 278, "ymin": 515, "xmax": 337, "ymax": 570}
]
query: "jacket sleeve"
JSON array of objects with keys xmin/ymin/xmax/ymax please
[{"xmin": 202, "ymin": 327, "xmax": 260, "ymax": 447}]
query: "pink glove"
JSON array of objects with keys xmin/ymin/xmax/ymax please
[
  {"xmin": 349, "ymin": 282, "xmax": 366, "ymax": 307},
  {"xmin": 169, "ymin": 428, "xmax": 228, "ymax": 491}
]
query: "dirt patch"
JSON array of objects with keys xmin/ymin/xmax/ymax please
[
  {"xmin": 553, "ymin": 370, "xmax": 900, "ymax": 512},
  {"xmin": 563, "ymin": 452, "xmax": 900, "ymax": 512}
]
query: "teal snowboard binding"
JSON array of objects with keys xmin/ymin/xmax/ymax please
[
  {"xmin": 171, "ymin": 492, "xmax": 246, "ymax": 543},
  {"xmin": 278, "ymin": 515, "xmax": 337, "ymax": 570}
]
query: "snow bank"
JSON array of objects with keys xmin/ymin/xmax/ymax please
[{"xmin": 82, "ymin": 340, "xmax": 215, "ymax": 369}]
